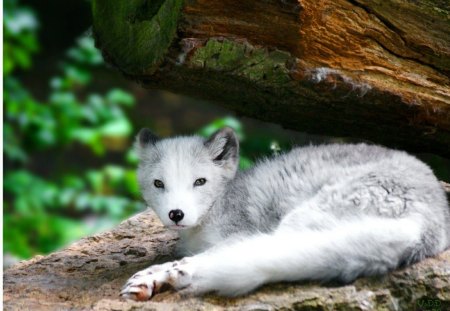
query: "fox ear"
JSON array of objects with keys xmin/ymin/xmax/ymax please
[
  {"xmin": 135, "ymin": 128, "xmax": 159, "ymax": 160},
  {"xmin": 204, "ymin": 127, "xmax": 239, "ymax": 164},
  {"xmin": 137, "ymin": 128, "xmax": 159, "ymax": 147}
]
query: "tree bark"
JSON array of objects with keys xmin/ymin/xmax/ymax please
[
  {"xmin": 4, "ymin": 210, "xmax": 450, "ymax": 311},
  {"xmin": 92, "ymin": 0, "xmax": 450, "ymax": 157}
]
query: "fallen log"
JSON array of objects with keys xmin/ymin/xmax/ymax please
[{"xmin": 92, "ymin": 0, "xmax": 450, "ymax": 156}]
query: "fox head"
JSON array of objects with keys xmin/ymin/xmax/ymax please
[{"xmin": 135, "ymin": 127, "xmax": 239, "ymax": 230}]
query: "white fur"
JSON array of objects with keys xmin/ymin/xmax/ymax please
[
  {"xmin": 122, "ymin": 128, "xmax": 450, "ymax": 300},
  {"xmin": 122, "ymin": 217, "xmax": 422, "ymax": 297},
  {"xmin": 136, "ymin": 136, "xmax": 228, "ymax": 229}
]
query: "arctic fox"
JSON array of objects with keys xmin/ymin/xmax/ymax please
[{"xmin": 121, "ymin": 127, "xmax": 450, "ymax": 300}]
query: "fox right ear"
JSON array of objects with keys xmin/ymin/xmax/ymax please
[
  {"xmin": 204, "ymin": 127, "xmax": 239, "ymax": 163},
  {"xmin": 137, "ymin": 128, "xmax": 159, "ymax": 147}
]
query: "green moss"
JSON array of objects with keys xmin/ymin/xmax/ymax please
[
  {"xmin": 292, "ymin": 298, "xmax": 326, "ymax": 311},
  {"xmin": 189, "ymin": 39, "xmax": 293, "ymax": 88},
  {"xmin": 92, "ymin": 0, "xmax": 183, "ymax": 74}
]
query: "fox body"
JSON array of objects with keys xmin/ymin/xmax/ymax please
[{"xmin": 121, "ymin": 127, "xmax": 450, "ymax": 300}]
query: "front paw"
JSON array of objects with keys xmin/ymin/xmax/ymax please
[
  {"xmin": 120, "ymin": 269, "xmax": 164, "ymax": 301},
  {"xmin": 120, "ymin": 259, "xmax": 193, "ymax": 301}
]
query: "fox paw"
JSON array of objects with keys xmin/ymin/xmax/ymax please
[{"xmin": 120, "ymin": 259, "xmax": 193, "ymax": 301}]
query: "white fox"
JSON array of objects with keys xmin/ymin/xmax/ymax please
[{"xmin": 121, "ymin": 127, "xmax": 450, "ymax": 300}]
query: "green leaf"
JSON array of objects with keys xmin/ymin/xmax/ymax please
[
  {"xmin": 3, "ymin": 123, "xmax": 28, "ymax": 162},
  {"xmin": 106, "ymin": 89, "xmax": 135, "ymax": 106},
  {"xmin": 67, "ymin": 36, "xmax": 103, "ymax": 66},
  {"xmin": 70, "ymin": 128, "xmax": 98, "ymax": 144},
  {"xmin": 13, "ymin": 48, "xmax": 32, "ymax": 68},
  {"xmin": 100, "ymin": 119, "xmax": 132, "ymax": 137},
  {"xmin": 4, "ymin": 9, "xmax": 38, "ymax": 34},
  {"xmin": 70, "ymin": 128, "xmax": 106, "ymax": 155},
  {"xmin": 58, "ymin": 189, "xmax": 76, "ymax": 206},
  {"xmin": 86, "ymin": 170, "xmax": 104, "ymax": 193},
  {"xmin": 124, "ymin": 170, "xmax": 140, "ymax": 196},
  {"xmin": 74, "ymin": 193, "xmax": 91, "ymax": 210},
  {"xmin": 125, "ymin": 149, "xmax": 139, "ymax": 165},
  {"xmin": 105, "ymin": 166, "xmax": 125, "ymax": 183}
]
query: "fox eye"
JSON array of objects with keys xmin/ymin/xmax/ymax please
[
  {"xmin": 194, "ymin": 178, "xmax": 207, "ymax": 187},
  {"xmin": 154, "ymin": 179, "xmax": 164, "ymax": 189}
]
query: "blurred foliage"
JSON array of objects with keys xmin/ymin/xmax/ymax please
[
  {"xmin": 3, "ymin": 0, "xmax": 39, "ymax": 75},
  {"xmin": 3, "ymin": 0, "xmax": 142, "ymax": 258}
]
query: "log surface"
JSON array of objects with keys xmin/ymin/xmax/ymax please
[
  {"xmin": 3, "ymin": 208, "xmax": 450, "ymax": 311},
  {"xmin": 93, "ymin": 0, "xmax": 450, "ymax": 156}
]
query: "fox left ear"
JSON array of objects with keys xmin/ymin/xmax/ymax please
[
  {"xmin": 204, "ymin": 127, "xmax": 239, "ymax": 165},
  {"xmin": 137, "ymin": 128, "xmax": 159, "ymax": 147},
  {"xmin": 134, "ymin": 128, "xmax": 159, "ymax": 160}
]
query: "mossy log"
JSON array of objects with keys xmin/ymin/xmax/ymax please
[
  {"xmin": 4, "ymin": 209, "xmax": 450, "ymax": 311},
  {"xmin": 92, "ymin": 0, "xmax": 450, "ymax": 156}
]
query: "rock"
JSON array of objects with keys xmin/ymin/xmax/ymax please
[{"xmin": 4, "ymin": 210, "xmax": 450, "ymax": 311}]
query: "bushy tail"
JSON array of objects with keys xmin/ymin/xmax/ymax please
[{"xmin": 191, "ymin": 217, "xmax": 424, "ymax": 296}]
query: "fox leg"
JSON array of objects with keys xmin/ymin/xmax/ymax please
[{"xmin": 121, "ymin": 217, "xmax": 423, "ymax": 300}]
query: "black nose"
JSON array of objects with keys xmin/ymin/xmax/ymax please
[{"xmin": 168, "ymin": 209, "xmax": 184, "ymax": 223}]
